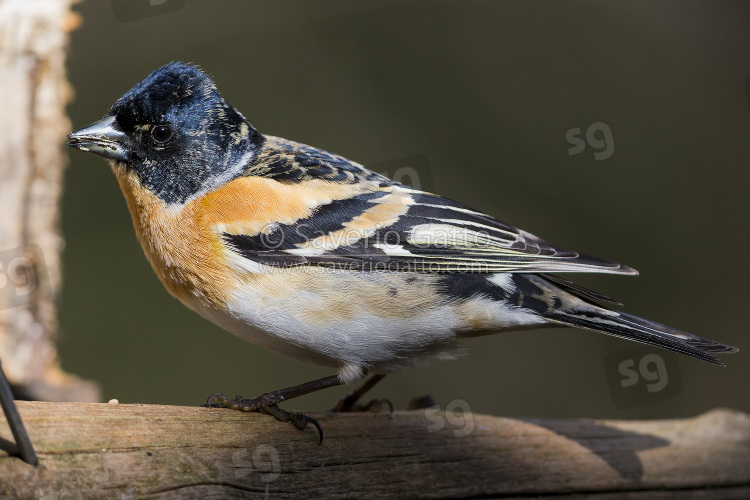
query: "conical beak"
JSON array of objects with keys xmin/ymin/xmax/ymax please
[{"xmin": 67, "ymin": 115, "xmax": 128, "ymax": 161}]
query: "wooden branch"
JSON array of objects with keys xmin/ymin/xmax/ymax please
[{"xmin": 0, "ymin": 403, "xmax": 748, "ymax": 498}]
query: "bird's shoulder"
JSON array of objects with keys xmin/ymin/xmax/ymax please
[{"xmin": 244, "ymin": 135, "xmax": 391, "ymax": 186}]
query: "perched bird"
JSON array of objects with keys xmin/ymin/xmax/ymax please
[{"xmin": 67, "ymin": 62, "xmax": 737, "ymax": 438}]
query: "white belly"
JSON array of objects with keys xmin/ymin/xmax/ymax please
[{"xmin": 186, "ymin": 270, "xmax": 547, "ymax": 383}]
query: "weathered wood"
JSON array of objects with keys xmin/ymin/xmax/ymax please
[
  {"xmin": 0, "ymin": 0, "xmax": 99, "ymax": 403},
  {"xmin": 0, "ymin": 402, "xmax": 747, "ymax": 498}
]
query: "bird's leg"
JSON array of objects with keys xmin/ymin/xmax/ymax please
[
  {"xmin": 206, "ymin": 374, "xmax": 343, "ymax": 443},
  {"xmin": 332, "ymin": 373, "xmax": 392, "ymax": 414}
]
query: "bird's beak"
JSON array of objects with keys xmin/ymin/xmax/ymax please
[{"xmin": 66, "ymin": 115, "xmax": 128, "ymax": 161}]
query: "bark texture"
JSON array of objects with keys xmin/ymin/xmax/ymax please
[
  {"xmin": 0, "ymin": 0, "xmax": 98, "ymax": 402},
  {"xmin": 0, "ymin": 403, "xmax": 748, "ymax": 498}
]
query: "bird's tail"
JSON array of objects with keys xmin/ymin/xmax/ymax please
[
  {"xmin": 547, "ymin": 306, "xmax": 737, "ymax": 365},
  {"xmin": 526, "ymin": 275, "xmax": 739, "ymax": 366}
]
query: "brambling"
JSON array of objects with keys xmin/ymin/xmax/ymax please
[{"xmin": 67, "ymin": 62, "xmax": 737, "ymax": 439}]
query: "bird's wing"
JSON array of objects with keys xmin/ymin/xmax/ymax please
[{"xmin": 223, "ymin": 137, "xmax": 637, "ymax": 275}]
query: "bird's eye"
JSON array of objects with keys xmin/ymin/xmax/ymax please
[{"xmin": 151, "ymin": 125, "xmax": 173, "ymax": 144}]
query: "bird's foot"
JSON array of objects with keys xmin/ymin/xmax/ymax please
[
  {"xmin": 330, "ymin": 373, "xmax": 392, "ymax": 416},
  {"xmin": 206, "ymin": 392, "xmax": 324, "ymax": 444},
  {"xmin": 332, "ymin": 396, "xmax": 394, "ymax": 416}
]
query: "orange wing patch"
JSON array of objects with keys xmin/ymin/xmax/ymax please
[
  {"xmin": 203, "ymin": 176, "xmax": 368, "ymax": 238},
  {"xmin": 293, "ymin": 188, "xmax": 413, "ymax": 251}
]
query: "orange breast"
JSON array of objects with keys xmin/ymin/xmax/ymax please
[{"xmin": 112, "ymin": 166, "xmax": 367, "ymax": 308}]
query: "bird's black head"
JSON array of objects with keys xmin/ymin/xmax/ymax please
[{"xmin": 67, "ymin": 62, "xmax": 264, "ymax": 204}]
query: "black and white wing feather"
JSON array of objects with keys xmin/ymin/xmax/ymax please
[{"xmin": 226, "ymin": 139, "xmax": 637, "ymax": 275}]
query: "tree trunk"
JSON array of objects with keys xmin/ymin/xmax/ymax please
[{"xmin": 0, "ymin": 0, "xmax": 99, "ymax": 402}]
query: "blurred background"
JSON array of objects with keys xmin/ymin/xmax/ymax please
[{"xmin": 60, "ymin": 0, "xmax": 749, "ymax": 420}]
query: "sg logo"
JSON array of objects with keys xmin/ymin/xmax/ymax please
[
  {"xmin": 565, "ymin": 122, "xmax": 615, "ymax": 161},
  {"xmin": 368, "ymin": 154, "xmax": 435, "ymax": 193},
  {"xmin": 111, "ymin": 0, "xmax": 186, "ymax": 23},
  {"xmin": 0, "ymin": 245, "xmax": 51, "ymax": 310},
  {"xmin": 223, "ymin": 444, "xmax": 283, "ymax": 483},
  {"xmin": 618, "ymin": 353, "xmax": 669, "ymax": 393},
  {"xmin": 604, "ymin": 347, "xmax": 683, "ymax": 409},
  {"xmin": 424, "ymin": 399, "xmax": 475, "ymax": 438}
]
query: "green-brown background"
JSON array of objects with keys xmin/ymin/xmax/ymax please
[{"xmin": 61, "ymin": 1, "xmax": 749, "ymax": 419}]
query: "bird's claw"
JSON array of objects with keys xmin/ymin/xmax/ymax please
[
  {"xmin": 333, "ymin": 397, "xmax": 394, "ymax": 417},
  {"xmin": 206, "ymin": 392, "xmax": 324, "ymax": 444}
]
